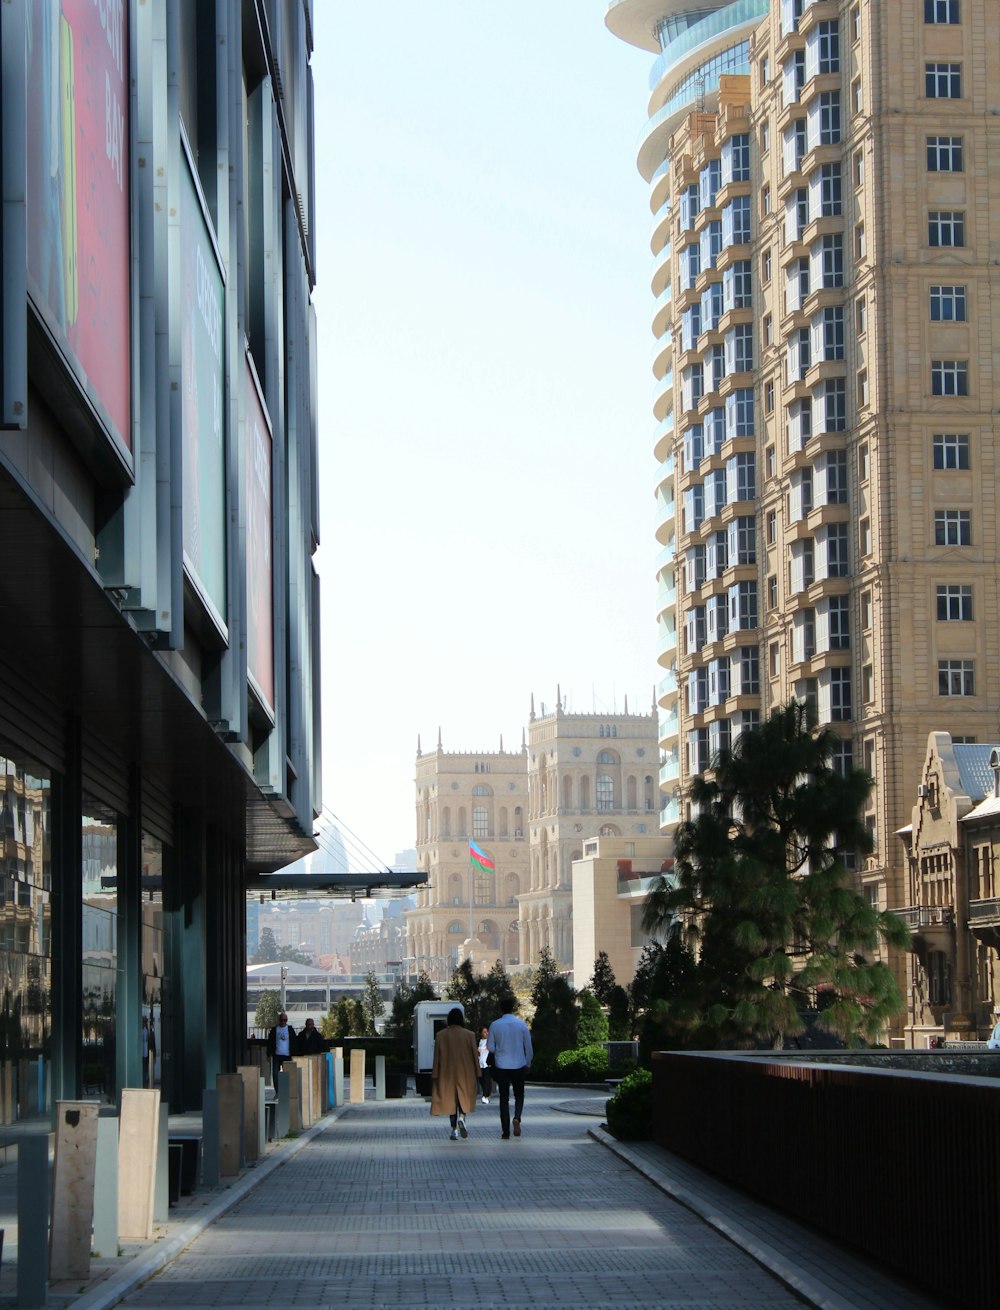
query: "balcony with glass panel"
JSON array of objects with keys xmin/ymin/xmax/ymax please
[
  {"xmin": 653, "ymin": 368, "xmax": 675, "ymax": 422},
  {"xmin": 652, "ymin": 240, "xmax": 673, "ymax": 297},
  {"xmin": 653, "ymin": 411, "xmax": 676, "ymax": 463},
  {"xmin": 660, "ymin": 752, "xmax": 680, "ymax": 786}
]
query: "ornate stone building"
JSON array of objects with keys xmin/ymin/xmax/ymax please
[
  {"xmin": 898, "ymin": 733, "xmax": 1000, "ymax": 1046},
  {"xmin": 409, "ymin": 698, "xmax": 659, "ymax": 980}
]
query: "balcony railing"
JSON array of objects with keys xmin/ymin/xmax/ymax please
[
  {"xmin": 968, "ymin": 898, "xmax": 1000, "ymax": 925},
  {"xmin": 893, "ymin": 905, "xmax": 954, "ymax": 932}
]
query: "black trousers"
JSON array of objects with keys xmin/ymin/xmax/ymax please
[{"xmin": 493, "ymin": 1066, "xmax": 527, "ymax": 1134}]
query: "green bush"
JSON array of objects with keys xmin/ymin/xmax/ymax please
[
  {"xmin": 555, "ymin": 1043, "xmax": 609, "ymax": 1081},
  {"xmin": 605, "ymin": 1067, "xmax": 652, "ymax": 1141}
]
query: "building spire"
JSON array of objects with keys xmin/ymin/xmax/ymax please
[
  {"xmin": 557, "ymin": 683, "xmax": 562, "ymax": 713},
  {"xmin": 417, "ymin": 733, "xmax": 422, "ymax": 757},
  {"xmin": 437, "ymin": 725, "xmax": 442, "ymax": 751},
  {"xmin": 530, "ymin": 692, "xmax": 536, "ymax": 722},
  {"xmin": 499, "ymin": 733, "xmax": 504, "ymax": 752}
]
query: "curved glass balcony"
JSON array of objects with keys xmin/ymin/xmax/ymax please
[
  {"xmin": 656, "ymin": 579, "xmax": 677, "ymax": 619},
  {"xmin": 660, "ymin": 795, "xmax": 681, "ymax": 828},
  {"xmin": 656, "ymin": 542, "xmax": 676, "ymax": 572},
  {"xmin": 659, "ymin": 705, "xmax": 679, "ymax": 739},
  {"xmin": 653, "ymin": 412, "xmax": 676, "ymax": 463},
  {"xmin": 657, "ymin": 615, "xmax": 678, "ymax": 655},
  {"xmin": 658, "ymin": 669, "xmax": 678, "ymax": 700},
  {"xmin": 648, "ymin": 0, "xmax": 770, "ymax": 97},
  {"xmin": 660, "ymin": 753, "xmax": 680, "ymax": 786},
  {"xmin": 653, "ymin": 368, "xmax": 675, "ymax": 421}
]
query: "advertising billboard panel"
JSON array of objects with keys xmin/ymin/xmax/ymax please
[
  {"xmin": 25, "ymin": 0, "xmax": 131, "ymax": 453},
  {"xmin": 244, "ymin": 359, "xmax": 274, "ymax": 713},
  {"xmin": 180, "ymin": 150, "xmax": 226, "ymax": 623}
]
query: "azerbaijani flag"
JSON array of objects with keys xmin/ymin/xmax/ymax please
[{"xmin": 469, "ymin": 839, "xmax": 495, "ymax": 874}]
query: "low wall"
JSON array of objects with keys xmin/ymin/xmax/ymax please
[{"xmin": 652, "ymin": 1050, "xmax": 1000, "ymax": 1310}]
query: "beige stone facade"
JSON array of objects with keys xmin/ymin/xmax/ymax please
[
  {"xmin": 609, "ymin": 0, "xmax": 1000, "ymax": 1037},
  {"xmin": 571, "ymin": 835, "xmax": 674, "ymax": 988},
  {"xmin": 408, "ymin": 743, "xmax": 529, "ymax": 985},
  {"xmin": 898, "ymin": 734, "xmax": 1000, "ymax": 1046},
  {"xmin": 409, "ymin": 702, "xmax": 660, "ymax": 981}
]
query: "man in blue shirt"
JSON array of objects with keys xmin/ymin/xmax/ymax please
[{"xmin": 487, "ymin": 998, "xmax": 533, "ymax": 1139}]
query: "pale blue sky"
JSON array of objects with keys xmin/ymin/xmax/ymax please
[{"xmin": 312, "ymin": 5, "xmax": 656, "ymax": 869}]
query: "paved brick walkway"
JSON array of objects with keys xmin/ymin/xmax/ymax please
[{"xmin": 102, "ymin": 1090, "xmax": 942, "ymax": 1310}]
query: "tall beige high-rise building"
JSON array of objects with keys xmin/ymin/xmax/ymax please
[
  {"xmin": 410, "ymin": 700, "xmax": 659, "ymax": 979},
  {"xmin": 607, "ymin": 0, "xmax": 1000, "ymax": 1036}
]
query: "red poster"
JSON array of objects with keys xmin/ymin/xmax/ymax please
[{"xmin": 26, "ymin": 0, "xmax": 131, "ymax": 451}]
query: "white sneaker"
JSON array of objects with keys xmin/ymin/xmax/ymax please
[
  {"xmin": 481, "ymin": 1096, "xmax": 489, "ymax": 1104},
  {"xmin": 449, "ymin": 1129, "xmax": 458, "ymax": 1140}
]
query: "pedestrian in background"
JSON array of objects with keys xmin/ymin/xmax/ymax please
[
  {"xmin": 431, "ymin": 1007, "xmax": 479, "ymax": 1139},
  {"xmin": 477, "ymin": 1025, "xmax": 493, "ymax": 1104},
  {"xmin": 487, "ymin": 998, "xmax": 533, "ymax": 1140},
  {"xmin": 298, "ymin": 1016, "xmax": 326, "ymax": 1055},
  {"xmin": 266, "ymin": 1011, "xmax": 296, "ymax": 1089}
]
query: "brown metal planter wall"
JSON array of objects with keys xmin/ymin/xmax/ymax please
[{"xmin": 652, "ymin": 1051, "xmax": 1000, "ymax": 1310}]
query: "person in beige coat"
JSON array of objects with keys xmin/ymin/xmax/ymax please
[{"xmin": 430, "ymin": 1007, "xmax": 480, "ymax": 1139}]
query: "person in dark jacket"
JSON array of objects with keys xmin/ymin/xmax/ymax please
[{"xmin": 297, "ymin": 1016, "xmax": 326, "ymax": 1055}]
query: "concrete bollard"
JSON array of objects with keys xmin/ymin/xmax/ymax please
[
  {"xmin": 201, "ymin": 1088, "xmax": 220, "ymax": 1188},
  {"xmin": 92, "ymin": 1116, "xmax": 119, "ymax": 1259},
  {"xmin": 375, "ymin": 1055, "xmax": 385, "ymax": 1101},
  {"xmin": 333, "ymin": 1049, "xmax": 344, "ymax": 1107},
  {"xmin": 51, "ymin": 1101, "xmax": 99, "ymax": 1280},
  {"xmin": 118, "ymin": 1089, "xmax": 160, "ymax": 1242},
  {"xmin": 349, "ymin": 1049, "xmax": 366, "ymax": 1104},
  {"xmin": 276, "ymin": 1071, "xmax": 291, "ymax": 1138}
]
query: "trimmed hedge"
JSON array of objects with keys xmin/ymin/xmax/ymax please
[{"xmin": 605, "ymin": 1067, "xmax": 652, "ymax": 1141}]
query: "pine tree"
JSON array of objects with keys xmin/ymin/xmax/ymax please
[
  {"xmin": 577, "ymin": 989, "xmax": 609, "ymax": 1045},
  {"xmin": 254, "ymin": 989, "xmax": 280, "ymax": 1030},
  {"xmin": 383, "ymin": 972, "xmax": 438, "ymax": 1040},
  {"xmin": 251, "ymin": 927, "xmax": 281, "ymax": 964},
  {"xmin": 350, "ymin": 998, "xmax": 367, "ymax": 1036},
  {"xmin": 336, "ymin": 997, "xmax": 354, "ymax": 1038},
  {"xmin": 588, "ymin": 951, "xmax": 617, "ymax": 1006},
  {"xmin": 642, "ymin": 701, "xmax": 909, "ymax": 1048},
  {"xmin": 362, "ymin": 970, "xmax": 385, "ymax": 1034},
  {"xmin": 530, "ymin": 946, "xmax": 578, "ymax": 1071}
]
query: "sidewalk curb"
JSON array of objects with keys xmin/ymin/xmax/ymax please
[
  {"xmin": 68, "ymin": 1108, "xmax": 346, "ymax": 1310},
  {"xmin": 588, "ymin": 1125, "xmax": 858, "ymax": 1310}
]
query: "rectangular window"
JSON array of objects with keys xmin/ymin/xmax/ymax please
[
  {"xmin": 860, "ymin": 517, "xmax": 872, "ymax": 554},
  {"xmin": 726, "ymin": 388, "xmax": 755, "ymax": 438},
  {"xmin": 925, "ymin": 64, "xmax": 962, "ymax": 98},
  {"xmin": 723, "ymin": 260, "xmax": 753, "ymax": 310},
  {"xmin": 829, "ymin": 667, "xmax": 852, "ymax": 721},
  {"xmin": 824, "ymin": 450, "xmax": 849, "ymax": 504},
  {"xmin": 927, "ymin": 136, "xmax": 964, "ymax": 171},
  {"xmin": 934, "ymin": 509, "xmax": 971, "ymax": 545},
  {"xmin": 821, "ymin": 377, "xmax": 847, "ymax": 431},
  {"xmin": 820, "ymin": 162, "xmax": 842, "ymax": 217},
  {"xmin": 928, "ymin": 211, "xmax": 965, "ymax": 247},
  {"xmin": 723, "ymin": 195, "xmax": 752, "ymax": 246},
  {"xmin": 859, "ymin": 443, "xmax": 870, "ymax": 481},
  {"xmin": 726, "ymin": 324, "xmax": 754, "ymax": 375},
  {"xmin": 822, "ymin": 305, "xmax": 845, "ymax": 360},
  {"xmin": 937, "ymin": 584, "xmax": 973, "ymax": 620},
  {"xmin": 930, "ymin": 285, "xmax": 967, "ymax": 322},
  {"xmin": 939, "ymin": 659, "xmax": 974, "ymax": 696},
  {"xmin": 853, "ymin": 149, "xmax": 864, "ymax": 188},
  {"xmin": 722, "ymin": 134, "xmax": 750, "ymax": 184},
  {"xmin": 820, "ymin": 234, "xmax": 844, "ymax": 287},
  {"xmin": 857, "ymin": 369, "xmax": 869, "ymax": 407},
  {"xmin": 933, "ymin": 434, "xmax": 970, "ymax": 469},
  {"xmin": 818, "ymin": 21, "xmax": 840, "ymax": 74},
  {"xmin": 819, "ymin": 91, "xmax": 842, "ymax": 145},
  {"xmin": 861, "ymin": 590, "xmax": 873, "ymax": 630},
  {"xmin": 824, "ymin": 523, "xmax": 850, "ymax": 577},
  {"xmin": 931, "ymin": 360, "xmax": 968, "ymax": 396},
  {"xmin": 828, "ymin": 595, "xmax": 850, "ymax": 649},
  {"xmin": 925, "ymin": 0, "xmax": 960, "ymax": 21}
]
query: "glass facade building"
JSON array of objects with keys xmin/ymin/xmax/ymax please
[{"xmin": 0, "ymin": 0, "xmax": 321, "ymax": 1134}]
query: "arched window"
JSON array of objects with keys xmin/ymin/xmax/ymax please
[
  {"xmin": 597, "ymin": 749, "xmax": 618, "ymax": 765},
  {"xmin": 597, "ymin": 774, "xmax": 614, "ymax": 811},
  {"xmin": 599, "ymin": 824, "xmax": 620, "ymax": 837},
  {"xmin": 441, "ymin": 806, "xmax": 451, "ymax": 838},
  {"xmin": 504, "ymin": 872, "xmax": 520, "ymax": 905},
  {"xmin": 447, "ymin": 921, "xmax": 464, "ymax": 934},
  {"xmin": 472, "ymin": 784, "xmax": 492, "ymax": 796},
  {"xmin": 473, "ymin": 805, "xmax": 489, "ymax": 838},
  {"xmin": 626, "ymin": 776, "xmax": 637, "ymax": 810},
  {"xmin": 498, "ymin": 806, "xmax": 508, "ymax": 837},
  {"xmin": 644, "ymin": 775, "xmax": 655, "ymax": 811},
  {"xmin": 580, "ymin": 776, "xmax": 590, "ymax": 809},
  {"xmin": 563, "ymin": 774, "xmax": 573, "ymax": 809},
  {"xmin": 458, "ymin": 807, "xmax": 467, "ymax": 837}
]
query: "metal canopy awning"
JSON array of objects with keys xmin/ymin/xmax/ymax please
[{"xmin": 246, "ymin": 870, "xmax": 427, "ymax": 900}]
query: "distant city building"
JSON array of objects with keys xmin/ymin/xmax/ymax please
[
  {"xmin": 350, "ymin": 900, "xmax": 413, "ymax": 980},
  {"xmin": 571, "ymin": 835, "xmax": 674, "ymax": 988},
  {"xmin": 410, "ymin": 696, "xmax": 659, "ymax": 981}
]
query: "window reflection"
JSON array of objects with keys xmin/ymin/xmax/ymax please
[
  {"xmin": 0, "ymin": 751, "xmax": 52, "ymax": 1131},
  {"xmin": 82, "ymin": 798, "xmax": 117, "ymax": 1103},
  {"xmin": 142, "ymin": 832, "xmax": 163, "ymax": 1089}
]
